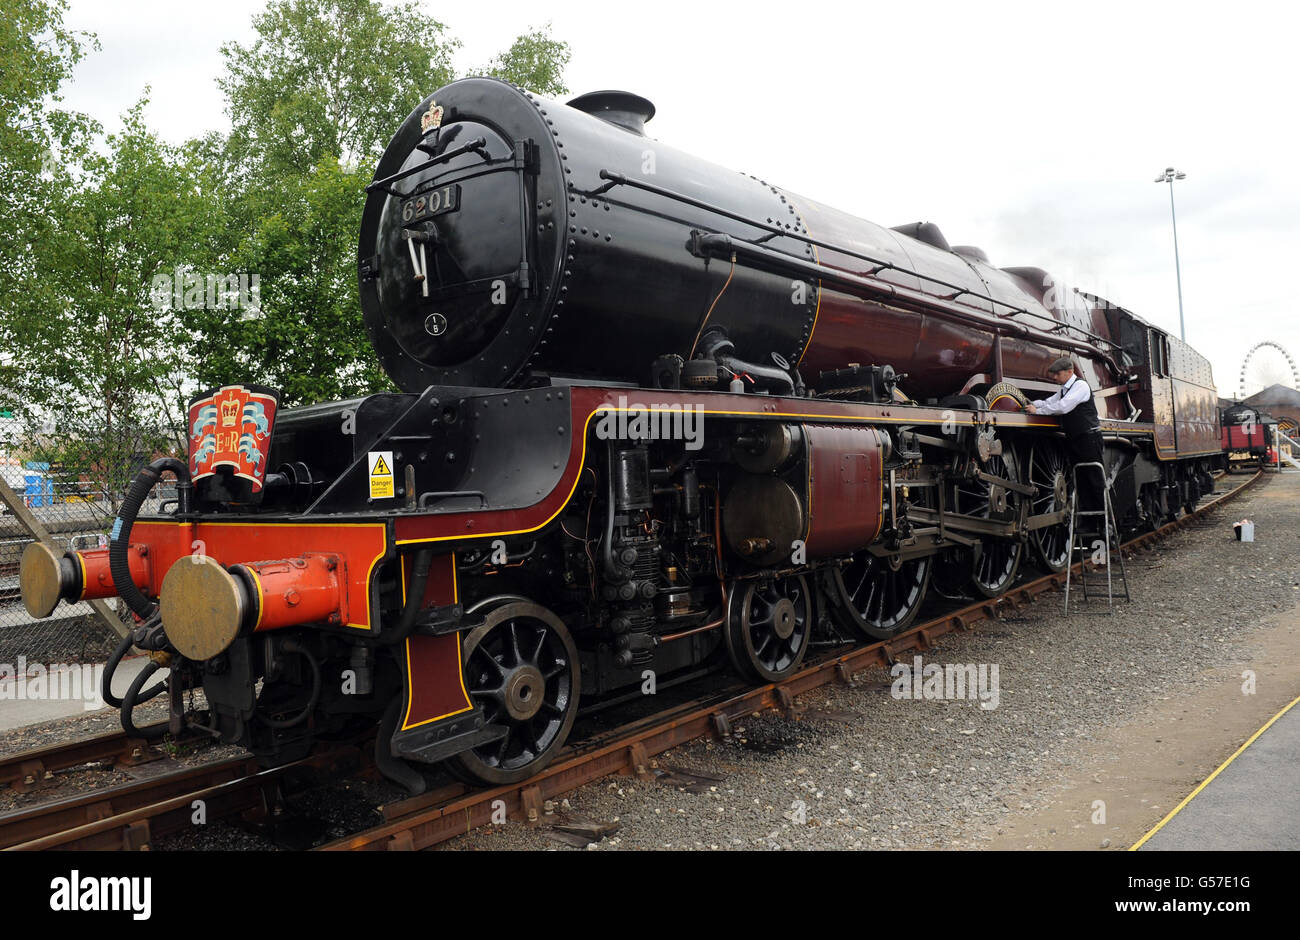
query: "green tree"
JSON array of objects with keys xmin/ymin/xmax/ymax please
[
  {"xmin": 20, "ymin": 99, "xmax": 217, "ymax": 505},
  {"xmin": 188, "ymin": 154, "xmax": 388, "ymax": 404},
  {"xmin": 0, "ymin": 0, "xmax": 98, "ymax": 413},
  {"xmin": 476, "ymin": 23, "xmax": 571, "ymax": 96},
  {"xmin": 218, "ymin": 0, "xmax": 460, "ymax": 175}
]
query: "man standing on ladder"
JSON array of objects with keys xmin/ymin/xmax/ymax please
[{"xmin": 1026, "ymin": 356, "xmax": 1104, "ymax": 531}]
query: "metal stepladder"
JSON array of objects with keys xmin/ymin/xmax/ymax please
[{"xmin": 1063, "ymin": 461, "xmax": 1130, "ymax": 612}]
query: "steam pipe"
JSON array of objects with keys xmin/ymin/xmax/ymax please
[
  {"xmin": 375, "ymin": 548, "xmax": 435, "ymax": 645},
  {"xmin": 697, "ymin": 328, "xmax": 795, "ymax": 395}
]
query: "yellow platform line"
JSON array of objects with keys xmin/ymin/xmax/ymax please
[{"xmin": 1129, "ymin": 690, "xmax": 1300, "ymax": 850}]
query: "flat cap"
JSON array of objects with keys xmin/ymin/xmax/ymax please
[{"xmin": 1047, "ymin": 356, "xmax": 1074, "ymax": 374}]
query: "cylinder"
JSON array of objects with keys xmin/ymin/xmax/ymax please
[
  {"xmin": 19, "ymin": 543, "xmax": 151, "ymax": 618},
  {"xmin": 76, "ymin": 545, "xmax": 151, "ymax": 602},
  {"xmin": 613, "ymin": 447, "xmax": 652, "ymax": 511},
  {"xmin": 158, "ymin": 552, "xmax": 342, "ymax": 661},
  {"xmin": 681, "ymin": 467, "xmax": 700, "ymax": 521},
  {"xmin": 801, "ymin": 425, "xmax": 884, "ymax": 557},
  {"xmin": 723, "ymin": 475, "xmax": 805, "ymax": 566},
  {"xmin": 232, "ymin": 554, "xmax": 342, "ymax": 632}
]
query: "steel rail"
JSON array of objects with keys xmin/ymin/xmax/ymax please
[
  {"xmin": 2, "ymin": 744, "xmax": 365, "ymax": 851},
  {"xmin": 0, "ymin": 754, "xmax": 259, "ymax": 849},
  {"xmin": 0, "ymin": 721, "xmax": 194, "ymax": 793}
]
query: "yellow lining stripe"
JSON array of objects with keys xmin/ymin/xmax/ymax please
[
  {"xmin": 1129, "ymin": 691, "xmax": 1300, "ymax": 850},
  {"xmin": 401, "ymin": 633, "xmax": 474, "ymax": 730},
  {"xmin": 75, "ymin": 551, "xmax": 88, "ymax": 601},
  {"xmin": 398, "ymin": 552, "xmax": 472, "ymax": 731},
  {"xmin": 248, "ymin": 568, "xmax": 265, "ymax": 631},
  {"xmin": 394, "ymin": 404, "xmax": 1064, "ymax": 547}
]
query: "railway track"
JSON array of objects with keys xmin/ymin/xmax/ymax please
[
  {"xmin": 2, "ymin": 744, "xmax": 366, "ymax": 851},
  {"xmin": 0, "ymin": 469, "xmax": 1262, "ymax": 851},
  {"xmin": 0, "ymin": 722, "xmax": 192, "ymax": 793}
]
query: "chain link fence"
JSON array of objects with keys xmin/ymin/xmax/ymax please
[{"xmin": 0, "ymin": 470, "xmax": 165, "ymax": 665}]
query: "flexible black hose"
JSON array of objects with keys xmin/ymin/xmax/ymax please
[
  {"xmin": 375, "ymin": 548, "xmax": 435, "ymax": 645},
  {"xmin": 110, "ymin": 457, "xmax": 189, "ymax": 619},
  {"xmin": 102, "ymin": 621, "xmax": 167, "ymax": 709},
  {"xmin": 101, "ymin": 633, "xmax": 133, "ymax": 708},
  {"xmin": 120, "ymin": 661, "xmax": 169, "ymax": 740},
  {"xmin": 255, "ymin": 639, "xmax": 321, "ymax": 729}
]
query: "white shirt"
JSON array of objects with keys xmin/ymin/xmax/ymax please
[{"xmin": 1032, "ymin": 375, "xmax": 1091, "ymax": 416}]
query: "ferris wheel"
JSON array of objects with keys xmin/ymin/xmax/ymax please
[{"xmin": 1238, "ymin": 341, "xmax": 1299, "ymax": 400}]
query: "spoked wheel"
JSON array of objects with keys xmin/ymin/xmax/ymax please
[
  {"xmin": 1141, "ymin": 485, "xmax": 1173, "ymax": 532},
  {"xmin": 1140, "ymin": 486, "xmax": 1161, "ymax": 532},
  {"xmin": 725, "ymin": 575, "xmax": 813, "ymax": 683},
  {"xmin": 951, "ymin": 451, "xmax": 1024, "ymax": 598},
  {"xmin": 828, "ymin": 551, "xmax": 931, "ymax": 640},
  {"xmin": 448, "ymin": 600, "xmax": 580, "ymax": 786},
  {"xmin": 1181, "ymin": 473, "xmax": 1199, "ymax": 515},
  {"xmin": 1025, "ymin": 440, "xmax": 1070, "ymax": 573}
]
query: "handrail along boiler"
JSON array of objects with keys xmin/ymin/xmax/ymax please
[{"xmin": 19, "ymin": 78, "xmax": 1221, "ymax": 790}]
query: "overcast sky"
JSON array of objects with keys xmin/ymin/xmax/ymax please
[{"xmin": 60, "ymin": 0, "xmax": 1300, "ymax": 398}]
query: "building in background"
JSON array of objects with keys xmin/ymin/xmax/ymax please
[{"xmin": 1242, "ymin": 384, "xmax": 1300, "ymax": 432}]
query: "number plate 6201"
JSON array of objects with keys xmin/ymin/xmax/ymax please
[{"xmin": 401, "ymin": 184, "xmax": 460, "ymax": 224}]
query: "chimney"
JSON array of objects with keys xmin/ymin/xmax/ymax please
[{"xmin": 567, "ymin": 90, "xmax": 656, "ymax": 135}]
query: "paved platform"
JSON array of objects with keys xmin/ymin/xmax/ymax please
[
  {"xmin": 0, "ymin": 657, "xmax": 166, "ymax": 731},
  {"xmin": 1136, "ymin": 695, "xmax": 1300, "ymax": 850}
]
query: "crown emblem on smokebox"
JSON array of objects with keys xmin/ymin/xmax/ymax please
[
  {"xmin": 219, "ymin": 396, "xmax": 240, "ymax": 427},
  {"xmin": 420, "ymin": 102, "xmax": 444, "ymax": 133}
]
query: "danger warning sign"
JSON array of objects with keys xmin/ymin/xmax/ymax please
[{"xmin": 368, "ymin": 450, "xmax": 394, "ymax": 499}]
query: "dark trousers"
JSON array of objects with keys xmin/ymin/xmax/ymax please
[{"xmin": 1069, "ymin": 432, "xmax": 1105, "ymax": 519}]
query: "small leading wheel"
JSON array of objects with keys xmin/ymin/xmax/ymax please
[
  {"xmin": 952, "ymin": 451, "xmax": 1024, "ymax": 598},
  {"xmin": 448, "ymin": 600, "xmax": 580, "ymax": 786},
  {"xmin": 1140, "ymin": 485, "xmax": 1171, "ymax": 531},
  {"xmin": 725, "ymin": 575, "xmax": 813, "ymax": 683},
  {"xmin": 1025, "ymin": 441, "xmax": 1070, "ymax": 573},
  {"xmin": 828, "ymin": 552, "xmax": 931, "ymax": 640},
  {"xmin": 1139, "ymin": 486, "xmax": 1158, "ymax": 532}
]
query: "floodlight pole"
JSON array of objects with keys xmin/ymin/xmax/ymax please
[{"xmin": 1155, "ymin": 167, "xmax": 1187, "ymax": 341}]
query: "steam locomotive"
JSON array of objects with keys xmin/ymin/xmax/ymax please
[{"xmin": 20, "ymin": 77, "xmax": 1221, "ymax": 791}]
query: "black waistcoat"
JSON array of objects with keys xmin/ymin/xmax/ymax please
[{"xmin": 1060, "ymin": 377, "xmax": 1100, "ymax": 437}]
